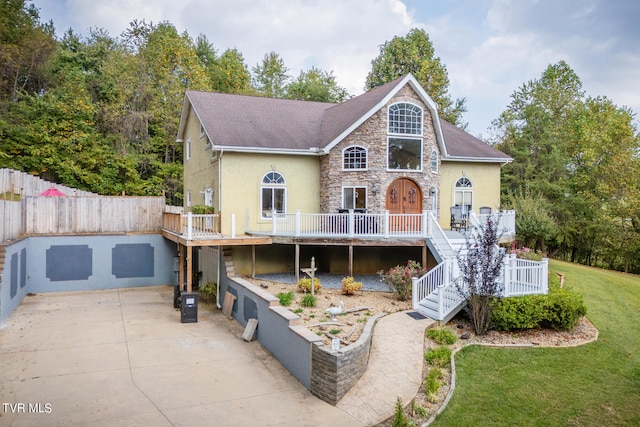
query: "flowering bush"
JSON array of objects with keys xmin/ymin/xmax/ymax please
[
  {"xmin": 341, "ymin": 276, "xmax": 363, "ymax": 295},
  {"xmin": 378, "ymin": 260, "xmax": 427, "ymax": 301},
  {"xmin": 510, "ymin": 247, "xmax": 544, "ymax": 261},
  {"xmin": 298, "ymin": 277, "xmax": 322, "ymax": 293}
]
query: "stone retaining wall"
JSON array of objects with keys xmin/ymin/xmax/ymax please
[{"xmin": 310, "ymin": 313, "xmax": 385, "ymax": 404}]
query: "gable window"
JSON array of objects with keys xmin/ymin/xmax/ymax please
[
  {"xmin": 261, "ymin": 171, "xmax": 286, "ymax": 218},
  {"xmin": 454, "ymin": 177, "xmax": 473, "ymax": 214},
  {"xmin": 388, "ymin": 103, "xmax": 423, "ymax": 135},
  {"xmin": 431, "ymin": 150, "xmax": 438, "ymax": 173},
  {"xmin": 342, "ymin": 186, "xmax": 366, "ymax": 210},
  {"xmin": 342, "ymin": 145, "xmax": 367, "ymax": 170},
  {"xmin": 387, "ymin": 102, "xmax": 423, "ymax": 171},
  {"xmin": 186, "ymin": 138, "xmax": 191, "ymax": 160}
]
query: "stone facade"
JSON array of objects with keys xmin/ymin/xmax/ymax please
[
  {"xmin": 310, "ymin": 313, "xmax": 384, "ymax": 404},
  {"xmin": 319, "ymin": 86, "xmax": 440, "ymax": 214}
]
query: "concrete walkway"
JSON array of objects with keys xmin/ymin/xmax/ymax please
[
  {"xmin": 0, "ymin": 286, "xmax": 362, "ymax": 427},
  {"xmin": 337, "ymin": 310, "xmax": 434, "ymax": 425}
]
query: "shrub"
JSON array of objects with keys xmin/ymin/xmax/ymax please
[
  {"xmin": 543, "ymin": 287, "xmax": 587, "ymax": 330},
  {"xmin": 341, "ymin": 276, "xmax": 363, "ymax": 295},
  {"xmin": 425, "ymin": 367, "xmax": 444, "ymax": 403},
  {"xmin": 199, "ymin": 281, "xmax": 217, "ymax": 304},
  {"xmin": 293, "ymin": 308, "xmax": 303, "ymax": 314},
  {"xmin": 329, "ymin": 328, "xmax": 342, "ymax": 335},
  {"xmin": 491, "ymin": 288, "xmax": 586, "ymax": 331},
  {"xmin": 298, "ymin": 277, "xmax": 322, "ymax": 293},
  {"xmin": 424, "ymin": 346, "xmax": 451, "ymax": 368},
  {"xmin": 510, "ymin": 246, "xmax": 544, "ymax": 261},
  {"xmin": 391, "ymin": 397, "xmax": 412, "ymax": 427},
  {"xmin": 491, "ymin": 294, "xmax": 546, "ymax": 331},
  {"xmin": 277, "ymin": 291, "xmax": 294, "ymax": 306},
  {"xmin": 301, "ymin": 293, "xmax": 317, "ymax": 307},
  {"xmin": 379, "ymin": 260, "xmax": 426, "ymax": 301},
  {"xmin": 426, "ymin": 328, "xmax": 458, "ymax": 345},
  {"xmin": 191, "ymin": 205, "xmax": 215, "ymax": 214}
]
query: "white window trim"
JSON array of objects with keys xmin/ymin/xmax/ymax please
[
  {"xmin": 341, "ymin": 145, "xmax": 368, "ymax": 171},
  {"xmin": 386, "ymin": 136, "xmax": 423, "ymax": 172},
  {"xmin": 186, "ymin": 191, "xmax": 191, "ymax": 207},
  {"xmin": 387, "ymin": 102, "xmax": 424, "ymax": 137},
  {"xmin": 186, "ymin": 138, "xmax": 191, "ymax": 160},
  {"xmin": 453, "ymin": 176, "xmax": 474, "ymax": 214},
  {"xmin": 341, "ymin": 186, "xmax": 368, "ymax": 210},
  {"xmin": 431, "ymin": 150, "xmax": 439, "ymax": 174},
  {"xmin": 260, "ymin": 171, "xmax": 287, "ymax": 219}
]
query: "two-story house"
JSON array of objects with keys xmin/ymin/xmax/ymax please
[{"xmin": 176, "ymin": 73, "xmax": 512, "ymax": 279}]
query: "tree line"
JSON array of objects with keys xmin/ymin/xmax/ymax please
[{"xmin": 1, "ymin": 1, "xmax": 638, "ymax": 272}]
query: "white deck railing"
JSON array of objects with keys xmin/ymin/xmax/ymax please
[
  {"xmin": 412, "ymin": 251, "xmax": 548, "ymax": 321},
  {"xmin": 262, "ymin": 210, "xmax": 431, "ymax": 239},
  {"xmin": 469, "ymin": 210, "xmax": 516, "ymax": 239}
]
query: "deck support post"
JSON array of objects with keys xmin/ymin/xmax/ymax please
[
  {"xmin": 186, "ymin": 245, "xmax": 193, "ymax": 292},
  {"xmin": 178, "ymin": 244, "xmax": 184, "ymax": 291},
  {"xmin": 295, "ymin": 244, "xmax": 300, "ymax": 285},
  {"xmin": 348, "ymin": 244, "xmax": 353, "ymax": 277},
  {"xmin": 251, "ymin": 245, "xmax": 256, "ymax": 279},
  {"xmin": 422, "ymin": 244, "xmax": 427, "ymax": 269}
]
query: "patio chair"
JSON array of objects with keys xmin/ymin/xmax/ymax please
[{"xmin": 450, "ymin": 206, "xmax": 468, "ymax": 231}]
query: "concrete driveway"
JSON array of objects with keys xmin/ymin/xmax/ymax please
[{"xmin": 0, "ymin": 286, "xmax": 362, "ymax": 426}]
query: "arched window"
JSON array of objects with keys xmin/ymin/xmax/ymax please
[
  {"xmin": 388, "ymin": 103, "xmax": 423, "ymax": 135},
  {"xmin": 261, "ymin": 171, "xmax": 286, "ymax": 218},
  {"xmin": 430, "ymin": 150, "xmax": 438, "ymax": 173},
  {"xmin": 454, "ymin": 177, "xmax": 473, "ymax": 214},
  {"xmin": 342, "ymin": 145, "xmax": 367, "ymax": 170}
]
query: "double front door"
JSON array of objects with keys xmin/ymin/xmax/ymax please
[{"xmin": 385, "ymin": 178, "xmax": 422, "ymax": 231}]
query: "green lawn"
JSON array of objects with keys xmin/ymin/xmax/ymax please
[{"xmin": 432, "ymin": 259, "xmax": 640, "ymax": 427}]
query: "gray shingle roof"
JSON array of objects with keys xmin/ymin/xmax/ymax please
[{"xmin": 179, "ymin": 75, "xmax": 511, "ymax": 162}]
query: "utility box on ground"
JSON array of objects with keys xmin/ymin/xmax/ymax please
[{"xmin": 180, "ymin": 292, "xmax": 198, "ymax": 323}]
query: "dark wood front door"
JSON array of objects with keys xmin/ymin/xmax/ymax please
[{"xmin": 386, "ymin": 178, "xmax": 422, "ymax": 231}]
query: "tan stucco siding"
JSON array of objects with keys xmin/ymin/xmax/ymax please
[
  {"xmin": 439, "ymin": 161, "xmax": 502, "ymax": 229},
  {"xmin": 219, "ymin": 152, "xmax": 320, "ymax": 235},
  {"xmin": 182, "ymin": 105, "xmax": 219, "ymax": 209}
]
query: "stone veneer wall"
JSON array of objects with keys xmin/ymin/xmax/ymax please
[
  {"xmin": 310, "ymin": 313, "xmax": 385, "ymax": 405},
  {"xmin": 320, "ymin": 86, "xmax": 440, "ymax": 213}
]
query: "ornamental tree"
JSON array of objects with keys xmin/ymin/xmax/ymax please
[{"xmin": 456, "ymin": 215, "xmax": 506, "ymax": 335}]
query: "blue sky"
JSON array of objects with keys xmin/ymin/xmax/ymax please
[{"xmin": 37, "ymin": 0, "xmax": 639, "ymax": 138}]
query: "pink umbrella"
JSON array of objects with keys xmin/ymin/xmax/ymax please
[{"xmin": 39, "ymin": 187, "xmax": 66, "ymax": 197}]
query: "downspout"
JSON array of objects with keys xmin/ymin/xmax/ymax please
[{"xmin": 216, "ymin": 146, "xmax": 224, "ymax": 309}]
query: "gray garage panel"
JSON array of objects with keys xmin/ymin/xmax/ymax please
[{"xmin": 112, "ymin": 243, "xmax": 154, "ymax": 278}]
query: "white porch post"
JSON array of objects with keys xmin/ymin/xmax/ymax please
[
  {"xmin": 541, "ymin": 258, "xmax": 549, "ymax": 293},
  {"xmin": 271, "ymin": 209, "xmax": 277, "ymax": 234},
  {"xmin": 231, "ymin": 213, "xmax": 236, "ymax": 239},
  {"xmin": 384, "ymin": 210, "xmax": 390, "ymax": 238},
  {"xmin": 348, "ymin": 209, "xmax": 355, "ymax": 238},
  {"xmin": 422, "ymin": 211, "xmax": 429, "ymax": 238},
  {"xmin": 187, "ymin": 212, "xmax": 193, "ymax": 240},
  {"xmin": 295, "ymin": 210, "xmax": 301, "ymax": 237}
]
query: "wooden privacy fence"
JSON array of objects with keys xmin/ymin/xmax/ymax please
[
  {"xmin": 0, "ymin": 168, "xmax": 96, "ymax": 197},
  {"xmin": 22, "ymin": 196, "xmax": 166, "ymax": 235},
  {"xmin": 0, "ymin": 200, "xmax": 22, "ymax": 242}
]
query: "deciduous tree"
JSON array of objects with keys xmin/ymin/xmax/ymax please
[{"xmin": 366, "ymin": 28, "xmax": 466, "ymax": 126}]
